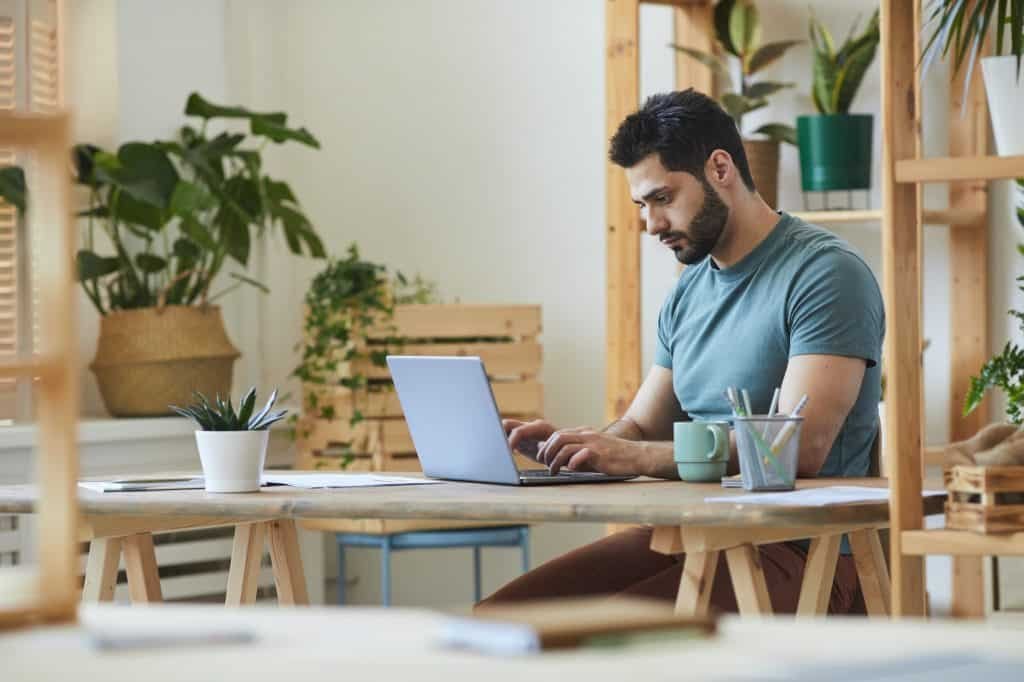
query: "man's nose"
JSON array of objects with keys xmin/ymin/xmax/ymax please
[{"xmin": 645, "ymin": 207, "xmax": 668, "ymax": 235}]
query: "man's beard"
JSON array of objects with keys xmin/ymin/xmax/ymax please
[{"xmin": 669, "ymin": 180, "xmax": 729, "ymax": 265}]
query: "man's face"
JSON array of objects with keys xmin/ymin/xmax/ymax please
[{"xmin": 625, "ymin": 153, "xmax": 729, "ymax": 265}]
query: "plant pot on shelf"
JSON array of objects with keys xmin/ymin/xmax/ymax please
[
  {"xmin": 195, "ymin": 429, "xmax": 269, "ymax": 493},
  {"xmin": 796, "ymin": 114, "xmax": 873, "ymax": 192},
  {"xmin": 90, "ymin": 305, "xmax": 240, "ymax": 417},
  {"xmin": 981, "ymin": 55, "xmax": 1024, "ymax": 156},
  {"xmin": 742, "ymin": 138, "xmax": 780, "ymax": 209}
]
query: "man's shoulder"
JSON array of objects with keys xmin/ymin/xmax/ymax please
[{"xmin": 778, "ymin": 214, "xmax": 874, "ymax": 280}]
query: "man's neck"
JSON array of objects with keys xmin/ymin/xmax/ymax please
[{"xmin": 710, "ymin": 195, "xmax": 781, "ymax": 270}]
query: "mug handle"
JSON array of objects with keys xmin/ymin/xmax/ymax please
[{"xmin": 705, "ymin": 424, "xmax": 723, "ymax": 460}]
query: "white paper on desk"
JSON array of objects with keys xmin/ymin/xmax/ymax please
[
  {"xmin": 261, "ymin": 473, "xmax": 444, "ymax": 489},
  {"xmin": 704, "ymin": 485, "xmax": 947, "ymax": 506}
]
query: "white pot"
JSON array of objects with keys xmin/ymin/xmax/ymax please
[
  {"xmin": 981, "ymin": 55, "xmax": 1024, "ymax": 155},
  {"xmin": 195, "ymin": 430, "xmax": 269, "ymax": 493}
]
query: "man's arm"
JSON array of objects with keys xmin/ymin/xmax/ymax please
[{"xmin": 778, "ymin": 354, "xmax": 866, "ymax": 477}]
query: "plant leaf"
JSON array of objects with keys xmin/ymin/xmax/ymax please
[
  {"xmin": 0, "ymin": 166, "xmax": 26, "ymax": 213},
  {"xmin": 249, "ymin": 388, "xmax": 279, "ymax": 429},
  {"xmin": 236, "ymin": 387, "xmax": 257, "ymax": 427},
  {"xmin": 744, "ymin": 80, "xmax": 794, "ymax": 99},
  {"xmin": 753, "ymin": 123, "xmax": 797, "ymax": 146},
  {"xmin": 729, "ymin": 0, "xmax": 761, "ymax": 64},
  {"xmin": 747, "ymin": 40, "xmax": 803, "ymax": 74},
  {"xmin": 669, "ymin": 45, "xmax": 733, "ymax": 88},
  {"xmin": 250, "ymin": 116, "xmax": 321, "ymax": 148},
  {"xmin": 714, "ymin": 0, "xmax": 739, "ymax": 56},
  {"xmin": 135, "ymin": 253, "xmax": 167, "ymax": 274},
  {"xmin": 832, "ymin": 38, "xmax": 879, "ymax": 114},
  {"xmin": 185, "ymin": 92, "xmax": 286, "ymax": 122},
  {"xmin": 76, "ymin": 250, "xmax": 121, "ymax": 281},
  {"xmin": 228, "ymin": 272, "xmax": 270, "ymax": 293},
  {"xmin": 720, "ymin": 92, "xmax": 766, "ymax": 119},
  {"xmin": 98, "ymin": 142, "xmax": 180, "ymax": 209},
  {"xmin": 170, "ymin": 180, "xmax": 216, "ymax": 215}
]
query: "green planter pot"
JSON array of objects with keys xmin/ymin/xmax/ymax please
[{"xmin": 796, "ymin": 114, "xmax": 873, "ymax": 192}]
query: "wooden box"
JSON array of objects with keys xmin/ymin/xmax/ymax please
[
  {"xmin": 295, "ymin": 304, "xmax": 543, "ymax": 534},
  {"xmin": 945, "ymin": 465, "xmax": 1024, "ymax": 534}
]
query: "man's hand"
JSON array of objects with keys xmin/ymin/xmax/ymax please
[
  {"xmin": 503, "ymin": 418, "xmax": 558, "ymax": 458},
  {"xmin": 535, "ymin": 429, "xmax": 646, "ymax": 476}
]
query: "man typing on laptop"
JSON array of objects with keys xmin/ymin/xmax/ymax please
[{"xmin": 477, "ymin": 90, "xmax": 883, "ymax": 615}]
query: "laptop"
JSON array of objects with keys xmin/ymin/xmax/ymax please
[{"xmin": 386, "ymin": 356, "xmax": 635, "ymax": 486}]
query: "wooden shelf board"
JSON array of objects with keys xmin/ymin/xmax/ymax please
[
  {"xmin": 792, "ymin": 209, "xmax": 982, "ymax": 226},
  {"xmin": 0, "ymin": 111, "xmax": 69, "ymax": 146},
  {"xmin": 902, "ymin": 529, "xmax": 1024, "ymax": 556},
  {"xmin": 896, "ymin": 155, "xmax": 1024, "ymax": 183},
  {"xmin": 0, "ymin": 357, "xmax": 58, "ymax": 378}
]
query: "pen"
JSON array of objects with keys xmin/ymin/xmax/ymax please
[{"xmin": 769, "ymin": 393, "xmax": 809, "ymax": 454}]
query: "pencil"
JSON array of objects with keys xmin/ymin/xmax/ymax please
[
  {"xmin": 769, "ymin": 393, "xmax": 809, "ymax": 454},
  {"xmin": 741, "ymin": 389, "xmax": 753, "ymax": 418}
]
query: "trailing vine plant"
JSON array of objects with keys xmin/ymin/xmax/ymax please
[{"xmin": 291, "ymin": 243, "xmax": 436, "ymax": 468}]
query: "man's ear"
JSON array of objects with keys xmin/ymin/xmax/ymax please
[{"xmin": 705, "ymin": 150, "xmax": 733, "ymax": 185}]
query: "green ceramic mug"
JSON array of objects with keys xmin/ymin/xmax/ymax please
[{"xmin": 673, "ymin": 421, "xmax": 730, "ymax": 482}]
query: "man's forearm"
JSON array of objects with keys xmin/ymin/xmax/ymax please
[{"xmin": 602, "ymin": 417, "xmax": 645, "ymax": 440}]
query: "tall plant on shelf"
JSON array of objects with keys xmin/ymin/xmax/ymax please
[
  {"xmin": 921, "ymin": 0, "xmax": 1024, "ymax": 154},
  {"xmin": 797, "ymin": 10, "xmax": 879, "ymax": 194},
  {"xmin": 670, "ymin": 0, "xmax": 801, "ymax": 208},
  {"xmin": 0, "ymin": 92, "xmax": 327, "ymax": 417}
]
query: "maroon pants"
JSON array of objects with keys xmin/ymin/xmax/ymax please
[{"xmin": 478, "ymin": 525, "xmax": 866, "ymax": 615}]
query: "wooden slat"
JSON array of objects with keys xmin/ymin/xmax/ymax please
[
  {"xmin": 896, "ymin": 155, "xmax": 1024, "ymax": 183},
  {"xmin": 225, "ymin": 522, "xmax": 266, "ymax": 606},
  {"xmin": 674, "ymin": 550, "xmax": 719, "ymax": 616},
  {"xmin": 849, "ymin": 528, "xmax": 892, "ymax": 617},
  {"xmin": 952, "ymin": 555, "xmax": 987, "ymax": 619},
  {"xmin": 347, "ymin": 340, "xmax": 542, "ymax": 380},
  {"xmin": 948, "ymin": 25, "xmax": 990, "ymax": 443},
  {"xmin": 881, "ymin": 0, "xmax": 926, "ymax": 617},
  {"xmin": 796, "ymin": 534, "xmax": 842, "ymax": 616},
  {"xmin": 673, "ymin": 1, "xmax": 714, "ymax": 95},
  {"xmin": 305, "ymin": 380, "xmax": 543, "ymax": 420},
  {"xmin": 605, "ymin": 0, "xmax": 642, "ymax": 422},
  {"xmin": 81, "ymin": 537, "xmax": 121, "ymax": 603},
  {"xmin": 902, "ymin": 529, "xmax": 1024, "ymax": 556},
  {"xmin": 122, "ymin": 534, "xmax": 162, "ymax": 603},
  {"xmin": 267, "ymin": 520, "xmax": 309, "ymax": 606},
  {"xmin": 724, "ymin": 544, "xmax": 772, "ymax": 615},
  {"xmin": 365, "ymin": 304, "xmax": 541, "ymax": 340}
]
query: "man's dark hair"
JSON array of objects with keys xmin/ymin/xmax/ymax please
[{"xmin": 608, "ymin": 89, "xmax": 755, "ymax": 191}]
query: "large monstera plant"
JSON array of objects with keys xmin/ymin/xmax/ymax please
[
  {"xmin": 2, "ymin": 92, "xmax": 326, "ymax": 314},
  {"xmin": 671, "ymin": 0, "xmax": 801, "ymax": 145}
]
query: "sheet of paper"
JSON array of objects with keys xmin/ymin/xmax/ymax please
[
  {"xmin": 261, "ymin": 473, "xmax": 444, "ymax": 489},
  {"xmin": 704, "ymin": 485, "xmax": 946, "ymax": 506},
  {"xmin": 78, "ymin": 477, "xmax": 205, "ymax": 493}
]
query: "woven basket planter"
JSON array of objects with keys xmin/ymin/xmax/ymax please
[
  {"xmin": 742, "ymin": 138, "xmax": 780, "ymax": 209},
  {"xmin": 90, "ymin": 305, "xmax": 240, "ymax": 417}
]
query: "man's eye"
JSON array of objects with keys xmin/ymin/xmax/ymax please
[{"xmin": 656, "ymin": 194, "xmax": 669, "ymax": 204}]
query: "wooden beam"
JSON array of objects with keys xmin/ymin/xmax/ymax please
[
  {"xmin": 605, "ymin": 0, "xmax": 642, "ymax": 422},
  {"xmin": 673, "ymin": 1, "xmax": 714, "ymax": 95},
  {"xmin": 122, "ymin": 533, "xmax": 163, "ymax": 603},
  {"xmin": 948, "ymin": 29, "xmax": 990, "ymax": 443},
  {"xmin": 796, "ymin": 534, "xmax": 842, "ymax": 616},
  {"xmin": 881, "ymin": 0, "xmax": 926, "ymax": 618},
  {"xmin": 896, "ymin": 154, "xmax": 1024, "ymax": 182}
]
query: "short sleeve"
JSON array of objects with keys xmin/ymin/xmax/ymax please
[
  {"xmin": 654, "ymin": 294, "xmax": 674, "ymax": 369},
  {"xmin": 787, "ymin": 249, "xmax": 885, "ymax": 367}
]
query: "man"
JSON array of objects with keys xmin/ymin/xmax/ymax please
[{"xmin": 478, "ymin": 89, "xmax": 884, "ymax": 614}]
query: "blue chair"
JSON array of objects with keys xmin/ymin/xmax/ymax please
[{"xmin": 335, "ymin": 525, "xmax": 530, "ymax": 606}]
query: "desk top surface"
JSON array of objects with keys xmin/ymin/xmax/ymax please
[
  {"xmin": 0, "ymin": 603, "xmax": 1020, "ymax": 681},
  {"xmin": 0, "ymin": 473, "xmax": 944, "ymax": 528}
]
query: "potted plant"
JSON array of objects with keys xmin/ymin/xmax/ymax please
[
  {"xmin": 292, "ymin": 244, "xmax": 436, "ymax": 467},
  {"xmin": 671, "ymin": 0, "xmax": 801, "ymax": 208},
  {"xmin": 0, "ymin": 92, "xmax": 326, "ymax": 416},
  {"xmin": 171, "ymin": 387, "xmax": 287, "ymax": 492},
  {"xmin": 922, "ymin": 0, "xmax": 1024, "ymax": 154},
  {"xmin": 797, "ymin": 10, "xmax": 879, "ymax": 194}
]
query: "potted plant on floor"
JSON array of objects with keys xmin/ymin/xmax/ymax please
[
  {"xmin": 671, "ymin": 0, "xmax": 801, "ymax": 208},
  {"xmin": 922, "ymin": 0, "xmax": 1024, "ymax": 155},
  {"xmin": 171, "ymin": 387, "xmax": 287, "ymax": 492},
  {"xmin": 0, "ymin": 92, "xmax": 326, "ymax": 416},
  {"xmin": 797, "ymin": 10, "xmax": 879, "ymax": 195}
]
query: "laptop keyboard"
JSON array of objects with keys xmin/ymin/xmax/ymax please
[{"xmin": 519, "ymin": 469, "xmax": 609, "ymax": 478}]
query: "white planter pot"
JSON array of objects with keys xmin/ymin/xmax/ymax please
[
  {"xmin": 981, "ymin": 55, "xmax": 1024, "ymax": 156},
  {"xmin": 195, "ymin": 430, "xmax": 269, "ymax": 493}
]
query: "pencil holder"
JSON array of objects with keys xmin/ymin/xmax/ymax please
[{"xmin": 734, "ymin": 416, "xmax": 803, "ymax": 491}]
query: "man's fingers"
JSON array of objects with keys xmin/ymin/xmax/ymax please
[
  {"xmin": 548, "ymin": 443, "xmax": 586, "ymax": 475},
  {"xmin": 509, "ymin": 420, "xmax": 555, "ymax": 455},
  {"xmin": 502, "ymin": 419, "xmax": 525, "ymax": 436},
  {"xmin": 538, "ymin": 430, "xmax": 580, "ymax": 465},
  {"xmin": 566, "ymin": 448, "xmax": 597, "ymax": 472}
]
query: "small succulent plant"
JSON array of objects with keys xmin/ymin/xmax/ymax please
[{"xmin": 170, "ymin": 387, "xmax": 287, "ymax": 431}]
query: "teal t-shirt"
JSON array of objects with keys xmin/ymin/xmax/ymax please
[{"xmin": 654, "ymin": 212, "xmax": 884, "ymax": 478}]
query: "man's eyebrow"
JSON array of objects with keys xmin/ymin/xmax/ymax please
[{"xmin": 632, "ymin": 186, "xmax": 670, "ymax": 205}]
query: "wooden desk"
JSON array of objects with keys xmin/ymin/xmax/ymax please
[
  {"xmin": 1, "ymin": 603, "xmax": 1020, "ymax": 680},
  {"xmin": 0, "ymin": 475, "xmax": 944, "ymax": 616}
]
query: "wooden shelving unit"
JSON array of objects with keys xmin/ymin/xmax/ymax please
[{"xmin": 605, "ymin": 0, "xmax": 999, "ymax": 619}]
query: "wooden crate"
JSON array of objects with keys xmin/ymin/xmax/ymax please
[
  {"xmin": 295, "ymin": 304, "xmax": 544, "ymax": 534},
  {"xmin": 945, "ymin": 465, "xmax": 1024, "ymax": 534}
]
